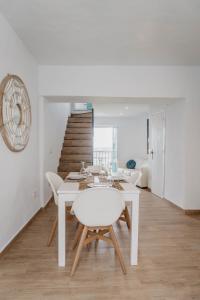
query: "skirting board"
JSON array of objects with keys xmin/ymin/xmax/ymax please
[
  {"xmin": 184, "ymin": 210, "xmax": 200, "ymax": 216},
  {"xmin": 164, "ymin": 198, "xmax": 200, "ymax": 216},
  {"xmin": 0, "ymin": 197, "xmax": 52, "ymax": 257}
]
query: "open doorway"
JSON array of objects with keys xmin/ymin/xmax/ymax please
[{"xmin": 93, "ymin": 127, "xmax": 117, "ymax": 171}]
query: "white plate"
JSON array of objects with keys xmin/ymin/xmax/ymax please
[
  {"xmin": 67, "ymin": 174, "xmax": 86, "ymax": 180},
  {"xmin": 87, "ymin": 183, "xmax": 110, "ymax": 188}
]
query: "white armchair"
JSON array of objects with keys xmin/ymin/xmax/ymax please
[{"xmin": 117, "ymin": 159, "xmax": 148, "ymax": 188}]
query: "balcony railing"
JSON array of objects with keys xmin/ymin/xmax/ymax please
[{"xmin": 93, "ymin": 150, "xmax": 114, "ymax": 169}]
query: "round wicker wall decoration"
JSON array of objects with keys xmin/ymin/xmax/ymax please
[{"xmin": 0, "ymin": 74, "xmax": 31, "ymax": 152}]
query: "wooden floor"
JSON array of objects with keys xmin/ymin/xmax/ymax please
[{"xmin": 0, "ymin": 190, "xmax": 200, "ymax": 300}]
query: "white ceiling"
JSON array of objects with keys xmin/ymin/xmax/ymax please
[{"xmin": 1, "ymin": 0, "xmax": 200, "ymax": 65}]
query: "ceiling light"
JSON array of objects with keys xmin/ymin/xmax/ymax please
[{"xmin": 125, "ymin": 106, "xmax": 129, "ymax": 110}]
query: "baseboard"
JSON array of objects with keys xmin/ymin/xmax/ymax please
[
  {"xmin": 43, "ymin": 196, "xmax": 53, "ymax": 209},
  {"xmin": 136, "ymin": 185, "xmax": 150, "ymax": 191},
  {"xmin": 184, "ymin": 210, "xmax": 200, "ymax": 216},
  {"xmin": 164, "ymin": 197, "xmax": 184, "ymax": 210},
  {"xmin": 163, "ymin": 198, "xmax": 200, "ymax": 216},
  {"xmin": 0, "ymin": 197, "xmax": 52, "ymax": 257}
]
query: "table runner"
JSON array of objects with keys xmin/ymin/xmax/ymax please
[
  {"xmin": 78, "ymin": 179, "xmax": 124, "ymax": 191},
  {"xmin": 65, "ymin": 177, "xmax": 124, "ymax": 191}
]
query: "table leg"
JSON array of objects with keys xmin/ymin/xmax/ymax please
[
  {"xmin": 131, "ymin": 194, "xmax": 139, "ymax": 265},
  {"xmin": 58, "ymin": 199, "xmax": 66, "ymax": 267}
]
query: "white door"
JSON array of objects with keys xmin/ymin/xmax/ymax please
[{"xmin": 151, "ymin": 112, "xmax": 165, "ymax": 198}]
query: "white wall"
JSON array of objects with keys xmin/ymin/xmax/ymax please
[
  {"xmin": 0, "ymin": 13, "xmax": 40, "ymax": 252},
  {"xmin": 39, "ymin": 65, "xmax": 200, "ymax": 210},
  {"xmin": 42, "ymin": 101, "xmax": 71, "ymax": 205},
  {"xmin": 164, "ymin": 100, "xmax": 186, "ymax": 208},
  {"xmin": 39, "ymin": 66, "xmax": 188, "ymax": 97},
  {"xmin": 95, "ymin": 114, "xmax": 148, "ymax": 167}
]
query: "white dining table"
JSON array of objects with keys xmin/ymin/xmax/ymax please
[{"xmin": 57, "ymin": 175, "xmax": 140, "ymax": 267}]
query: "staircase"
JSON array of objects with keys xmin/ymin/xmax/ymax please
[{"xmin": 58, "ymin": 111, "xmax": 93, "ymax": 179}]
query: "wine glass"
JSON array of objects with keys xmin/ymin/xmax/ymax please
[{"xmin": 80, "ymin": 161, "xmax": 86, "ymax": 174}]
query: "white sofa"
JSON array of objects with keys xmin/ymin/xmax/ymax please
[{"xmin": 117, "ymin": 159, "xmax": 148, "ymax": 188}]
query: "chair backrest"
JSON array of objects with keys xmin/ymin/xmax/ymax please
[
  {"xmin": 72, "ymin": 187, "xmax": 125, "ymax": 227},
  {"xmin": 46, "ymin": 172, "xmax": 64, "ymax": 205}
]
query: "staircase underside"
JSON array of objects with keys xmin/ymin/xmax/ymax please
[{"xmin": 58, "ymin": 112, "xmax": 93, "ymax": 178}]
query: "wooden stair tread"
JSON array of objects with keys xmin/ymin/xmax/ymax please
[
  {"xmin": 58, "ymin": 162, "xmax": 91, "ymax": 172},
  {"xmin": 68, "ymin": 122, "xmax": 92, "ymax": 128},
  {"xmin": 60, "ymin": 159, "xmax": 92, "ymax": 164},
  {"xmin": 71, "ymin": 112, "xmax": 92, "ymax": 118},
  {"xmin": 66, "ymin": 128, "xmax": 93, "ymax": 134},
  {"xmin": 63, "ymin": 140, "xmax": 93, "ymax": 146},
  {"xmin": 61, "ymin": 154, "xmax": 92, "ymax": 160},
  {"xmin": 68, "ymin": 117, "xmax": 92, "ymax": 123},
  {"xmin": 62, "ymin": 146, "xmax": 92, "ymax": 154},
  {"xmin": 64, "ymin": 133, "xmax": 92, "ymax": 140}
]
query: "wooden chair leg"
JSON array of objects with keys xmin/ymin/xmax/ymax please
[
  {"xmin": 75, "ymin": 220, "xmax": 80, "ymax": 229},
  {"xmin": 109, "ymin": 226, "xmax": 127, "ymax": 274},
  {"xmin": 72, "ymin": 223, "xmax": 84, "ymax": 250},
  {"xmin": 94, "ymin": 229, "xmax": 99, "ymax": 249},
  {"xmin": 124, "ymin": 206, "xmax": 131, "ymax": 230},
  {"xmin": 47, "ymin": 217, "xmax": 58, "ymax": 246},
  {"xmin": 86, "ymin": 231, "xmax": 92, "ymax": 251},
  {"xmin": 70, "ymin": 226, "xmax": 88, "ymax": 276}
]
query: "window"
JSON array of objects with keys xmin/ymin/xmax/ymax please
[{"xmin": 93, "ymin": 127, "xmax": 117, "ymax": 170}]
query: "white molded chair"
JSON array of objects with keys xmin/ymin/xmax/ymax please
[
  {"xmin": 119, "ymin": 170, "xmax": 142, "ymax": 229},
  {"xmin": 46, "ymin": 172, "xmax": 63, "ymax": 206},
  {"xmin": 71, "ymin": 187, "xmax": 126, "ymax": 276},
  {"xmin": 46, "ymin": 172, "xmax": 71, "ymax": 246}
]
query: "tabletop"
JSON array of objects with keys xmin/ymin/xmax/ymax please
[{"xmin": 57, "ymin": 173, "xmax": 140, "ymax": 195}]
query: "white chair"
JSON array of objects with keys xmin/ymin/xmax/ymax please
[
  {"xmin": 46, "ymin": 172, "xmax": 63, "ymax": 206},
  {"xmin": 119, "ymin": 171, "xmax": 142, "ymax": 229},
  {"xmin": 71, "ymin": 187, "xmax": 126, "ymax": 276},
  {"xmin": 46, "ymin": 172, "xmax": 72, "ymax": 246},
  {"xmin": 118, "ymin": 165, "xmax": 148, "ymax": 188}
]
